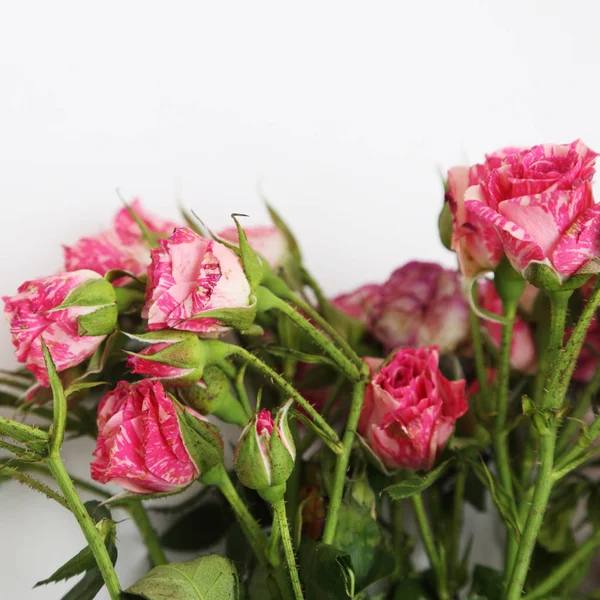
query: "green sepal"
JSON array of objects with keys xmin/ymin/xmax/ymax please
[
  {"xmin": 231, "ymin": 214, "xmax": 264, "ymax": 292},
  {"xmin": 234, "ymin": 418, "xmax": 273, "ymax": 490},
  {"xmin": 383, "ymin": 460, "xmax": 451, "ymax": 501},
  {"xmin": 189, "ymin": 298, "xmax": 258, "ymax": 333},
  {"xmin": 493, "ymin": 256, "xmax": 526, "ymax": 305},
  {"xmin": 78, "ymin": 304, "xmax": 118, "ymax": 336},
  {"xmin": 269, "ymin": 399, "xmax": 296, "ymax": 484},
  {"xmin": 175, "ymin": 401, "xmax": 224, "ymax": 475},
  {"xmin": 125, "ymin": 332, "xmax": 206, "ymax": 372},
  {"xmin": 438, "ymin": 199, "xmax": 453, "ymax": 250},
  {"xmin": 55, "ymin": 277, "xmax": 117, "ymax": 309},
  {"xmin": 524, "ymin": 262, "xmax": 592, "ymax": 292}
]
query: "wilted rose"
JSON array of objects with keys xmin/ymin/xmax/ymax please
[{"xmin": 358, "ymin": 347, "xmax": 467, "ymax": 472}]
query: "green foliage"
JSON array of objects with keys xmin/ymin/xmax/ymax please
[
  {"xmin": 298, "ymin": 539, "xmax": 355, "ymax": 600},
  {"xmin": 469, "ymin": 565, "xmax": 504, "ymax": 600},
  {"xmin": 126, "ymin": 554, "xmax": 240, "ymax": 600}
]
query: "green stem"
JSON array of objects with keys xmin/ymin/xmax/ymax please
[
  {"xmin": 523, "ymin": 515, "xmax": 600, "ymax": 599},
  {"xmin": 470, "ymin": 309, "xmax": 490, "ymax": 409},
  {"xmin": 552, "ymin": 443, "xmax": 600, "ymax": 480},
  {"xmin": 231, "ymin": 346, "xmax": 342, "ymax": 454},
  {"xmin": 288, "ymin": 294, "xmax": 363, "ymax": 369},
  {"xmin": 507, "ymin": 430, "xmax": 556, "ymax": 598},
  {"xmin": 129, "ymin": 500, "xmax": 167, "ymax": 566},
  {"xmin": 268, "ymin": 510, "xmax": 282, "ymax": 567},
  {"xmin": 233, "ymin": 363, "xmax": 254, "ymax": 419},
  {"xmin": 411, "ymin": 494, "xmax": 449, "ymax": 600},
  {"xmin": 260, "ymin": 288, "xmax": 360, "ymax": 382},
  {"xmin": 216, "ymin": 468, "xmax": 270, "ymax": 566},
  {"xmin": 273, "ymin": 499, "xmax": 305, "ymax": 600},
  {"xmin": 450, "ymin": 467, "xmax": 466, "ymax": 579},
  {"xmin": 0, "ymin": 466, "xmax": 69, "ymax": 510},
  {"xmin": 322, "ymin": 375, "xmax": 367, "ymax": 544},
  {"xmin": 494, "ymin": 298, "xmax": 518, "ymax": 572},
  {"xmin": 391, "ymin": 498, "xmax": 405, "ymax": 580},
  {"xmin": 47, "ymin": 455, "xmax": 121, "ymax": 599}
]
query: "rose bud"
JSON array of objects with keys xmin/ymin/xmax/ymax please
[
  {"xmin": 446, "ymin": 147, "xmax": 522, "ymax": 277},
  {"xmin": 3, "ymin": 270, "xmax": 117, "ymax": 386},
  {"xmin": 463, "ymin": 140, "xmax": 600, "ymax": 284},
  {"xmin": 143, "ymin": 227, "xmax": 253, "ymax": 334},
  {"xmin": 358, "ymin": 347, "xmax": 468, "ymax": 472},
  {"xmin": 234, "ymin": 401, "xmax": 296, "ymax": 500},
  {"xmin": 64, "ymin": 199, "xmax": 178, "ymax": 281},
  {"xmin": 91, "ymin": 380, "xmax": 222, "ymax": 493},
  {"xmin": 478, "ymin": 279, "xmax": 536, "ymax": 373},
  {"xmin": 177, "ymin": 365, "xmax": 249, "ymax": 427},
  {"xmin": 217, "ymin": 225, "xmax": 289, "ymax": 270},
  {"xmin": 125, "ymin": 330, "xmax": 206, "ymax": 386},
  {"xmin": 368, "ymin": 262, "xmax": 470, "ymax": 354}
]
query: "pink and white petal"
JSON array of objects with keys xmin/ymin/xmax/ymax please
[
  {"xmin": 552, "ymin": 201, "xmax": 600, "ymax": 277},
  {"xmin": 208, "ymin": 241, "xmax": 252, "ymax": 311}
]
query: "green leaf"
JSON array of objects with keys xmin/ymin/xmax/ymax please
[
  {"xmin": 468, "ymin": 457, "xmax": 521, "ymax": 540},
  {"xmin": 161, "ymin": 498, "xmax": 233, "ymax": 551},
  {"xmin": 298, "ymin": 538, "xmax": 355, "ymax": 600},
  {"xmin": 332, "ymin": 501, "xmax": 394, "ymax": 593},
  {"xmin": 392, "ymin": 578, "xmax": 434, "ymax": 599},
  {"xmin": 61, "ymin": 568, "xmax": 109, "ymax": 600},
  {"xmin": 125, "ymin": 555, "xmax": 240, "ymax": 600},
  {"xmin": 469, "ymin": 565, "xmax": 504, "ymax": 600},
  {"xmin": 64, "ymin": 381, "xmax": 108, "ymax": 398},
  {"xmin": 384, "ymin": 460, "xmax": 451, "ymax": 501},
  {"xmin": 35, "ymin": 546, "xmax": 97, "ymax": 587}
]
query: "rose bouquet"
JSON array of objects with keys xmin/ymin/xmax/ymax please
[{"xmin": 2, "ymin": 141, "xmax": 600, "ymax": 599}]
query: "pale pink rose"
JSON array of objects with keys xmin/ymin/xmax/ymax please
[
  {"xmin": 64, "ymin": 199, "xmax": 178, "ymax": 280},
  {"xmin": 369, "ymin": 262, "xmax": 470, "ymax": 353},
  {"xmin": 3, "ymin": 270, "xmax": 113, "ymax": 386},
  {"xmin": 478, "ymin": 280, "xmax": 536, "ymax": 372},
  {"xmin": 143, "ymin": 227, "xmax": 252, "ymax": 334},
  {"xmin": 218, "ymin": 225, "xmax": 288, "ymax": 269},
  {"xmin": 332, "ymin": 284, "xmax": 381, "ymax": 323},
  {"xmin": 358, "ymin": 347, "xmax": 467, "ymax": 472},
  {"xmin": 447, "ymin": 147, "xmax": 523, "ymax": 278},
  {"xmin": 91, "ymin": 380, "xmax": 200, "ymax": 493},
  {"xmin": 464, "ymin": 140, "xmax": 600, "ymax": 279}
]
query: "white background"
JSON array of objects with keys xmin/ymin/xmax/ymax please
[{"xmin": 1, "ymin": 1, "xmax": 599, "ymax": 597}]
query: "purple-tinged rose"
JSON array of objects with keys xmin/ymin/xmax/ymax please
[
  {"xmin": 3, "ymin": 270, "xmax": 117, "ymax": 386},
  {"xmin": 464, "ymin": 140, "xmax": 600, "ymax": 280},
  {"xmin": 478, "ymin": 279, "xmax": 536, "ymax": 373},
  {"xmin": 447, "ymin": 148, "xmax": 522, "ymax": 277},
  {"xmin": 218, "ymin": 225, "xmax": 288, "ymax": 269},
  {"xmin": 358, "ymin": 347, "xmax": 467, "ymax": 472},
  {"xmin": 90, "ymin": 380, "xmax": 201, "ymax": 493},
  {"xmin": 369, "ymin": 262, "xmax": 469, "ymax": 353},
  {"xmin": 64, "ymin": 199, "xmax": 178, "ymax": 281},
  {"xmin": 332, "ymin": 284, "xmax": 381, "ymax": 324},
  {"xmin": 143, "ymin": 227, "xmax": 252, "ymax": 334}
]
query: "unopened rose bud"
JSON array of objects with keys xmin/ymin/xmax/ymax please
[{"xmin": 234, "ymin": 400, "xmax": 296, "ymax": 500}]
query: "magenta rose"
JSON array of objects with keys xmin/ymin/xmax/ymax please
[
  {"xmin": 447, "ymin": 147, "xmax": 522, "ymax": 277},
  {"xmin": 369, "ymin": 262, "xmax": 469, "ymax": 353},
  {"xmin": 3, "ymin": 270, "xmax": 117, "ymax": 386},
  {"xmin": 91, "ymin": 380, "xmax": 200, "ymax": 493},
  {"xmin": 64, "ymin": 199, "xmax": 178, "ymax": 280},
  {"xmin": 358, "ymin": 347, "xmax": 467, "ymax": 472},
  {"xmin": 478, "ymin": 279, "xmax": 536, "ymax": 373},
  {"xmin": 464, "ymin": 140, "xmax": 600, "ymax": 280},
  {"xmin": 218, "ymin": 225, "xmax": 288, "ymax": 269},
  {"xmin": 143, "ymin": 227, "xmax": 252, "ymax": 334}
]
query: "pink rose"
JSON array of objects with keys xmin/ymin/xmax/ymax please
[
  {"xmin": 143, "ymin": 227, "xmax": 252, "ymax": 334},
  {"xmin": 358, "ymin": 347, "xmax": 467, "ymax": 472},
  {"xmin": 332, "ymin": 284, "xmax": 381, "ymax": 323},
  {"xmin": 447, "ymin": 147, "xmax": 522, "ymax": 277},
  {"xmin": 464, "ymin": 140, "xmax": 600, "ymax": 279},
  {"xmin": 3, "ymin": 270, "xmax": 116, "ymax": 386},
  {"xmin": 91, "ymin": 380, "xmax": 200, "ymax": 493},
  {"xmin": 218, "ymin": 225, "xmax": 288, "ymax": 269},
  {"xmin": 64, "ymin": 199, "xmax": 178, "ymax": 280},
  {"xmin": 478, "ymin": 279, "xmax": 536, "ymax": 373},
  {"xmin": 368, "ymin": 262, "xmax": 470, "ymax": 353}
]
